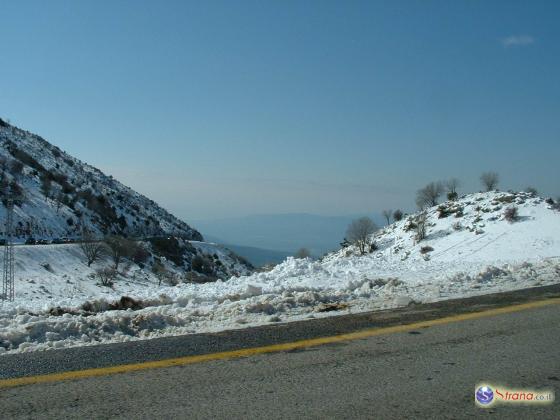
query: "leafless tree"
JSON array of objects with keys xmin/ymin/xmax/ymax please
[
  {"xmin": 152, "ymin": 260, "xmax": 174, "ymax": 286},
  {"xmin": 79, "ymin": 229, "xmax": 106, "ymax": 267},
  {"xmin": 294, "ymin": 248, "xmax": 311, "ymax": 259},
  {"xmin": 105, "ymin": 236, "xmax": 134, "ymax": 270},
  {"xmin": 445, "ymin": 178, "xmax": 460, "ymax": 201},
  {"xmin": 416, "ymin": 182, "xmax": 444, "ymax": 209},
  {"xmin": 346, "ymin": 217, "xmax": 378, "ymax": 255},
  {"xmin": 393, "ymin": 209, "xmax": 404, "ymax": 222},
  {"xmin": 480, "ymin": 172, "xmax": 499, "ymax": 191},
  {"xmin": 382, "ymin": 210, "xmax": 392, "ymax": 225}
]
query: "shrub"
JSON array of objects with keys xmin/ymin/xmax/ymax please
[
  {"xmin": 437, "ymin": 205, "xmax": 452, "ymax": 219},
  {"xmin": 185, "ymin": 271, "xmax": 217, "ymax": 283},
  {"xmin": 148, "ymin": 237, "xmax": 186, "ymax": 266},
  {"xmin": 447, "ymin": 191, "xmax": 458, "ymax": 201},
  {"xmin": 525, "ymin": 187, "xmax": 538, "ymax": 196},
  {"xmin": 191, "ymin": 255, "xmax": 215, "ymax": 275},
  {"xmin": 504, "ymin": 206, "xmax": 519, "ymax": 222},
  {"xmin": 96, "ymin": 267, "xmax": 117, "ymax": 287},
  {"xmin": 340, "ymin": 238, "xmax": 351, "ymax": 248},
  {"xmin": 420, "ymin": 246, "xmax": 434, "ymax": 254},
  {"xmin": 294, "ymin": 248, "xmax": 311, "ymax": 259},
  {"xmin": 495, "ymin": 195, "xmax": 515, "ymax": 204},
  {"xmin": 404, "ymin": 219, "xmax": 417, "ymax": 232},
  {"xmin": 10, "ymin": 160, "xmax": 24, "ymax": 175},
  {"xmin": 393, "ymin": 209, "xmax": 403, "ymax": 222},
  {"xmin": 445, "ymin": 178, "xmax": 460, "ymax": 201},
  {"xmin": 6, "ymin": 143, "xmax": 45, "ymax": 172}
]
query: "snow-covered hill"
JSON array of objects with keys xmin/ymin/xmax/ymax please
[
  {"xmin": 1, "ymin": 190, "xmax": 558, "ymax": 354},
  {"xmin": 0, "ymin": 119, "xmax": 252, "ymax": 280},
  {"xmin": 0, "ymin": 118, "xmax": 200, "ymax": 240},
  {"xmin": 333, "ymin": 190, "xmax": 560, "ymax": 267}
]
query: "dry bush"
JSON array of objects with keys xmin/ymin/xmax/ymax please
[
  {"xmin": 96, "ymin": 267, "xmax": 117, "ymax": 287},
  {"xmin": 294, "ymin": 248, "xmax": 312, "ymax": 259},
  {"xmin": 504, "ymin": 206, "xmax": 519, "ymax": 222},
  {"xmin": 420, "ymin": 245, "xmax": 434, "ymax": 254}
]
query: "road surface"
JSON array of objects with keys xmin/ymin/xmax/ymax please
[{"xmin": 1, "ymin": 285, "xmax": 559, "ymax": 419}]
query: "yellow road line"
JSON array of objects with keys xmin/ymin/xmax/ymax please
[{"xmin": 1, "ymin": 297, "xmax": 559, "ymax": 390}]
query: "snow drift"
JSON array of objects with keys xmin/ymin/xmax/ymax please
[{"xmin": 1, "ymin": 190, "xmax": 559, "ymax": 354}]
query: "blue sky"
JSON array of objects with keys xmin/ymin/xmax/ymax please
[{"xmin": 1, "ymin": 0, "xmax": 559, "ymax": 220}]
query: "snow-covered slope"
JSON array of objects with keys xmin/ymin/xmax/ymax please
[
  {"xmin": 0, "ymin": 119, "xmax": 252, "ymax": 279},
  {"xmin": 0, "ymin": 118, "xmax": 200, "ymax": 240},
  {"xmin": 1, "ymin": 190, "xmax": 558, "ymax": 354},
  {"xmin": 332, "ymin": 190, "xmax": 560, "ymax": 267}
]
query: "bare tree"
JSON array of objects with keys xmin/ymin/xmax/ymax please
[
  {"xmin": 346, "ymin": 217, "xmax": 378, "ymax": 255},
  {"xmin": 445, "ymin": 178, "xmax": 460, "ymax": 201},
  {"xmin": 79, "ymin": 229, "xmax": 106, "ymax": 267},
  {"xmin": 382, "ymin": 210, "xmax": 392, "ymax": 225},
  {"xmin": 480, "ymin": 172, "xmax": 499, "ymax": 191},
  {"xmin": 294, "ymin": 248, "xmax": 311, "ymax": 259},
  {"xmin": 416, "ymin": 182, "xmax": 444, "ymax": 209},
  {"xmin": 152, "ymin": 260, "xmax": 173, "ymax": 286},
  {"xmin": 393, "ymin": 209, "xmax": 404, "ymax": 222},
  {"xmin": 105, "ymin": 236, "xmax": 134, "ymax": 270}
]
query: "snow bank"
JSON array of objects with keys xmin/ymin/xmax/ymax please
[{"xmin": 1, "ymin": 191, "xmax": 559, "ymax": 354}]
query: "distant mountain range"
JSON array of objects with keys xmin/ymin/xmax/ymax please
[
  {"xmin": 203, "ymin": 235, "xmax": 291, "ymax": 267},
  {"xmin": 194, "ymin": 213, "xmax": 386, "ymax": 257}
]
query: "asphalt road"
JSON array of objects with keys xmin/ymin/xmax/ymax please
[{"xmin": 1, "ymin": 286, "xmax": 559, "ymax": 419}]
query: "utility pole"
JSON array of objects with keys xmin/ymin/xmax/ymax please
[{"xmin": 2, "ymin": 195, "xmax": 21, "ymax": 303}]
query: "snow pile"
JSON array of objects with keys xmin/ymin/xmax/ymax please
[{"xmin": 1, "ymin": 191, "xmax": 559, "ymax": 354}]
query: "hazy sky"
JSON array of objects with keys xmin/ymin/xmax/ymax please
[{"xmin": 1, "ymin": 1, "xmax": 559, "ymax": 220}]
